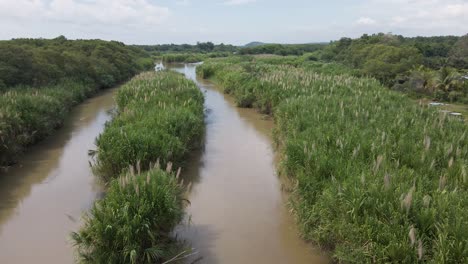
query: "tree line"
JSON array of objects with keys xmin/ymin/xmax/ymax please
[
  {"xmin": 135, "ymin": 42, "xmax": 238, "ymax": 54},
  {"xmin": 0, "ymin": 36, "xmax": 153, "ymax": 90}
]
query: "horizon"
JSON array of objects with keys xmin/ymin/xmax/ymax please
[
  {"xmin": 1, "ymin": 0, "xmax": 467, "ymax": 45},
  {"xmin": 1, "ymin": 34, "xmax": 466, "ymax": 46}
]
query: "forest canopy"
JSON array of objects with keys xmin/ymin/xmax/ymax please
[{"xmin": 0, "ymin": 36, "xmax": 153, "ymax": 90}]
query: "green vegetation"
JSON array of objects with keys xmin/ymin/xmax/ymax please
[
  {"xmin": 315, "ymin": 33, "xmax": 468, "ymax": 102},
  {"xmin": 239, "ymin": 43, "xmax": 326, "ymax": 56},
  {"xmin": 72, "ymin": 168, "xmax": 184, "ymax": 264},
  {"xmin": 198, "ymin": 58, "xmax": 468, "ymax": 263},
  {"xmin": 136, "ymin": 42, "xmax": 238, "ymax": 54},
  {"xmin": 0, "ymin": 81, "xmax": 95, "ymax": 166},
  {"xmin": 0, "ymin": 36, "xmax": 153, "ymax": 167},
  {"xmin": 161, "ymin": 53, "xmax": 206, "ymax": 63},
  {"xmin": 92, "ymin": 71, "xmax": 204, "ymax": 180},
  {"xmin": 239, "ymin": 34, "xmax": 468, "ymax": 103},
  {"xmin": 73, "ymin": 71, "xmax": 204, "ymax": 263},
  {"xmin": 0, "ymin": 36, "xmax": 153, "ymax": 88}
]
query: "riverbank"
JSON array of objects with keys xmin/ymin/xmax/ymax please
[
  {"xmin": 197, "ymin": 58, "xmax": 468, "ymax": 263},
  {"xmin": 0, "ymin": 37, "xmax": 153, "ymax": 168},
  {"xmin": 0, "ymin": 86, "xmax": 117, "ymax": 263}
]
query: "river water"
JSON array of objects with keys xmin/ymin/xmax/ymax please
[
  {"xmin": 170, "ymin": 64, "xmax": 326, "ymax": 264},
  {"xmin": 0, "ymin": 88, "xmax": 116, "ymax": 263},
  {"xmin": 0, "ymin": 65, "xmax": 326, "ymax": 263}
]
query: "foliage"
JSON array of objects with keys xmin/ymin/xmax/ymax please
[
  {"xmin": 311, "ymin": 33, "xmax": 468, "ymax": 101},
  {"xmin": 0, "ymin": 36, "xmax": 153, "ymax": 167},
  {"xmin": 198, "ymin": 58, "xmax": 468, "ymax": 263},
  {"xmin": 394, "ymin": 66, "xmax": 468, "ymax": 103},
  {"xmin": 449, "ymin": 34, "xmax": 468, "ymax": 69},
  {"xmin": 239, "ymin": 43, "xmax": 326, "ymax": 56},
  {"xmin": 161, "ymin": 53, "xmax": 205, "ymax": 63},
  {"xmin": 0, "ymin": 36, "xmax": 153, "ymax": 88},
  {"xmin": 72, "ymin": 168, "xmax": 184, "ymax": 264},
  {"xmin": 135, "ymin": 42, "xmax": 238, "ymax": 54},
  {"xmin": 74, "ymin": 70, "xmax": 204, "ymax": 263},
  {"xmin": 93, "ymin": 71, "xmax": 204, "ymax": 180},
  {"xmin": 0, "ymin": 81, "xmax": 96, "ymax": 166}
]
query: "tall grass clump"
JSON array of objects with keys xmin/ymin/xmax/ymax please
[
  {"xmin": 198, "ymin": 58, "xmax": 468, "ymax": 263},
  {"xmin": 73, "ymin": 70, "xmax": 204, "ymax": 263},
  {"xmin": 92, "ymin": 71, "xmax": 204, "ymax": 180},
  {"xmin": 0, "ymin": 81, "xmax": 96, "ymax": 167},
  {"xmin": 72, "ymin": 167, "xmax": 184, "ymax": 264}
]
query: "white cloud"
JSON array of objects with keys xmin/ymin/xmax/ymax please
[
  {"xmin": 356, "ymin": 17, "xmax": 377, "ymax": 26},
  {"xmin": 0, "ymin": 0, "xmax": 170, "ymax": 27},
  {"xmin": 223, "ymin": 0, "xmax": 256, "ymax": 6},
  {"xmin": 358, "ymin": 0, "xmax": 468, "ymax": 36}
]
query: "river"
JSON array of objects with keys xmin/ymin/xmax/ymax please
[
  {"xmin": 0, "ymin": 88, "xmax": 116, "ymax": 263},
  {"xmin": 0, "ymin": 65, "xmax": 326, "ymax": 263},
  {"xmin": 170, "ymin": 63, "xmax": 326, "ymax": 264}
]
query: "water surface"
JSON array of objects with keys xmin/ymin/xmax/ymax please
[
  {"xmin": 0, "ymin": 88, "xmax": 116, "ymax": 263},
  {"xmin": 171, "ymin": 64, "xmax": 327, "ymax": 264}
]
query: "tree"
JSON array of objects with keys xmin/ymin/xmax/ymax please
[{"xmin": 449, "ymin": 34, "xmax": 468, "ymax": 69}]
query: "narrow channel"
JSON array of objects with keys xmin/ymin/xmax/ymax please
[
  {"xmin": 170, "ymin": 64, "xmax": 327, "ymax": 264},
  {"xmin": 0, "ymin": 88, "xmax": 117, "ymax": 263}
]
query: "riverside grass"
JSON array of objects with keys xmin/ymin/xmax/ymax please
[
  {"xmin": 73, "ymin": 71, "xmax": 204, "ymax": 263},
  {"xmin": 72, "ymin": 168, "xmax": 184, "ymax": 264},
  {"xmin": 0, "ymin": 80, "xmax": 96, "ymax": 167},
  {"xmin": 198, "ymin": 58, "xmax": 468, "ymax": 263},
  {"xmin": 92, "ymin": 71, "xmax": 204, "ymax": 180}
]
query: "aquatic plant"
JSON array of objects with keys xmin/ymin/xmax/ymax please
[
  {"xmin": 92, "ymin": 71, "xmax": 204, "ymax": 180},
  {"xmin": 198, "ymin": 58, "xmax": 468, "ymax": 263},
  {"xmin": 72, "ymin": 167, "xmax": 184, "ymax": 264},
  {"xmin": 74, "ymin": 70, "xmax": 203, "ymax": 263},
  {"xmin": 0, "ymin": 80, "xmax": 96, "ymax": 167}
]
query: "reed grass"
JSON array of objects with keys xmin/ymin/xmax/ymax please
[
  {"xmin": 72, "ymin": 167, "xmax": 184, "ymax": 264},
  {"xmin": 92, "ymin": 71, "xmax": 204, "ymax": 180},
  {"xmin": 198, "ymin": 58, "xmax": 468, "ymax": 263},
  {"xmin": 0, "ymin": 80, "xmax": 96, "ymax": 167},
  {"xmin": 73, "ymin": 70, "xmax": 204, "ymax": 263}
]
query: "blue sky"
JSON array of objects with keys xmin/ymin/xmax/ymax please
[{"xmin": 0, "ymin": 0, "xmax": 467, "ymax": 45}]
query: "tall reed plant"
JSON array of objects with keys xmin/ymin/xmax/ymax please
[{"xmin": 198, "ymin": 58, "xmax": 468, "ymax": 263}]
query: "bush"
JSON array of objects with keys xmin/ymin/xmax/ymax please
[
  {"xmin": 72, "ymin": 168, "xmax": 184, "ymax": 264},
  {"xmin": 0, "ymin": 80, "xmax": 96, "ymax": 166},
  {"xmin": 93, "ymin": 71, "xmax": 204, "ymax": 180}
]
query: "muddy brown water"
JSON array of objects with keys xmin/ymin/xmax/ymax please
[
  {"xmin": 0, "ymin": 88, "xmax": 116, "ymax": 263},
  {"xmin": 170, "ymin": 64, "xmax": 327, "ymax": 264},
  {"xmin": 0, "ymin": 65, "xmax": 327, "ymax": 264}
]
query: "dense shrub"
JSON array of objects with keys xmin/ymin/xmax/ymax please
[
  {"xmin": 74, "ymin": 70, "xmax": 204, "ymax": 263},
  {"xmin": 0, "ymin": 81, "xmax": 95, "ymax": 166},
  {"xmin": 93, "ymin": 71, "xmax": 204, "ymax": 180},
  {"xmin": 198, "ymin": 59, "xmax": 468, "ymax": 263},
  {"xmin": 0, "ymin": 37, "xmax": 153, "ymax": 167},
  {"xmin": 72, "ymin": 168, "xmax": 184, "ymax": 264},
  {"xmin": 161, "ymin": 53, "xmax": 205, "ymax": 63}
]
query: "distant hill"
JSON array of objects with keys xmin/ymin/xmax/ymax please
[{"xmin": 243, "ymin": 41, "xmax": 267, "ymax": 47}]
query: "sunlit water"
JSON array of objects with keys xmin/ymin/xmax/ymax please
[
  {"xmin": 170, "ymin": 63, "xmax": 327, "ymax": 264},
  {"xmin": 0, "ymin": 88, "xmax": 116, "ymax": 263}
]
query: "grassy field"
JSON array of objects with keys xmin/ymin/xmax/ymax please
[
  {"xmin": 197, "ymin": 57, "xmax": 468, "ymax": 263},
  {"xmin": 73, "ymin": 71, "xmax": 204, "ymax": 263}
]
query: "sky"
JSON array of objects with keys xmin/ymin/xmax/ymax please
[{"xmin": 0, "ymin": 0, "xmax": 467, "ymax": 45}]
